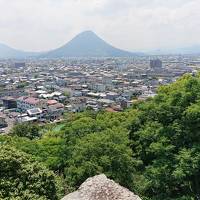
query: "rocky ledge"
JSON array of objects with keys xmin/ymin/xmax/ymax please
[{"xmin": 62, "ymin": 174, "xmax": 141, "ymax": 200}]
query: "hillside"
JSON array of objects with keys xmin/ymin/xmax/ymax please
[
  {"xmin": 43, "ymin": 31, "xmax": 139, "ymax": 58},
  {"xmin": 0, "ymin": 43, "xmax": 40, "ymax": 59}
]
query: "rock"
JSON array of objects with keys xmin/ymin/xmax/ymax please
[{"xmin": 62, "ymin": 174, "xmax": 142, "ymax": 200}]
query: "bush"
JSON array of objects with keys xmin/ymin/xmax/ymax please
[{"xmin": 0, "ymin": 145, "xmax": 59, "ymax": 200}]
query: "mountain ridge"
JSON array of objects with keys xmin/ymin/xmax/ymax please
[{"xmin": 0, "ymin": 43, "xmax": 41, "ymax": 59}]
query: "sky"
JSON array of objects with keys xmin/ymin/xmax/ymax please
[{"xmin": 0, "ymin": 0, "xmax": 200, "ymax": 52}]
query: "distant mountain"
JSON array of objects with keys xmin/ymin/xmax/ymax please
[
  {"xmin": 0, "ymin": 43, "xmax": 40, "ymax": 59},
  {"xmin": 43, "ymin": 31, "xmax": 141, "ymax": 58},
  {"xmin": 0, "ymin": 31, "xmax": 142, "ymax": 59}
]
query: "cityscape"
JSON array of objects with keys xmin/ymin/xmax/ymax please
[
  {"xmin": 0, "ymin": 54, "xmax": 199, "ymax": 134},
  {"xmin": 1, "ymin": 1, "xmax": 200, "ymax": 200}
]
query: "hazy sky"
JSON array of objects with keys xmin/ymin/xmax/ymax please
[{"xmin": 0, "ymin": 0, "xmax": 200, "ymax": 52}]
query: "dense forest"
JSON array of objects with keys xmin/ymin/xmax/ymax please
[{"xmin": 1, "ymin": 73, "xmax": 200, "ymax": 200}]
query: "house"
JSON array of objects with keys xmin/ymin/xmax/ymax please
[
  {"xmin": 67, "ymin": 97, "xmax": 86, "ymax": 112},
  {"xmin": 97, "ymin": 99, "xmax": 115, "ymax": 107},
  {"xmin": 90, "ymin": 83, "xmax": 106, "ymax": 92},
  {"xmin": 120, "ymin": 100, "xmax": 133, "ymax": 109},
  {"xmin": 106, "ymin": 92, "xmax": 119, "ymax": 101},
  {"xmin": 27, "ymin": 108, "xmax": 43, "ymax": 119},
  {"xmin": 17, "ymin": 96, "xmax": 46, "ymax": 112},
  {"xmin": 43, "ymin": 100, "xmax": 64, "ymax": 120},
  {"xmin": 17, "ymin": 116, "xmax": 38, "ymax": 123},
  {"xmin": 2, "ymin": 96, "xmax": 17, "ymax": 109}
]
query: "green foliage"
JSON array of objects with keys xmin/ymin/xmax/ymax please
[
  {"xmin": 35, "ymin": 132, "xmax": 66, "ymax": 172},
  {"xmin": 65, "ymin": 128, "xmax": 139, "ymax": 190},
  {"xmin": 10, "ymin": 122, "xmax": 41, "ymax": 140},
  {"xmin": 130, "ymin": 74, "xmax": 200, "ymax": 200},
  {"xmin": 16, "ymin": 81, "xmax": 29, "ymax": 89},
  {"xmin": 1, "ymin": 109, "xmax": 139, "ymax": 195},
  {"xmin": 0, "ymin": 144, "xmax": 60, "ymax": 200},
  {"xmin": 0, "ymin": 134, "xmax": 66, "ymax": 173},
  {"xmin": 63, "ymin": 91, "xmax": 70, "ymax": 97}
]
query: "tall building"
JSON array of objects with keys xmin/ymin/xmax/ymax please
[
  {"xmin": 150, "ymin": 59, "xmax": 162, "ymax": 69},
  {"xmin": 15, "ymin": 62, "xmax": 26, "ymax": 68}
]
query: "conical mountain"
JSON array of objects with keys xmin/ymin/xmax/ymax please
[{"xmin": 44, "ymin": 31, "xmax": 139, "ymax": 57}]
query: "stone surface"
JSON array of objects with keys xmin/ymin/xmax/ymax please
[{"xmin": 62, "ymin": 174, "xmax": 142, "ymax": 200}]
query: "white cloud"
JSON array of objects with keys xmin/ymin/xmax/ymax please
[{"xmin": 0, "ymin": 0, "xmax": 199, "ymax": 51}]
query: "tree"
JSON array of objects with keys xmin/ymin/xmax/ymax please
[
  {"xmin": 10, "ymin": 122, "xmax": 41, "ymax": 140},
  {"xmin": 130, "ymin": 74, "xmax": 200, "ymax": 200},
  {"xmin": 63, "ymin": 91, "xmax": 70, "ymax": 97},
  {"xmin": 65, "ymin": 128, "xmax": 140, "ymax": 190},
  {"xmin": 0, "ymin": 145, "xmax": 60, "ymax": 200},
  {"xmin": 16, "ymin": 81, "xmax": 29, "ymax": 89}
]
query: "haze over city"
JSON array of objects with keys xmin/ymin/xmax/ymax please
[{"xmin": 0, "ymin": 0, "xmax": 200, "ymax": 52}]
